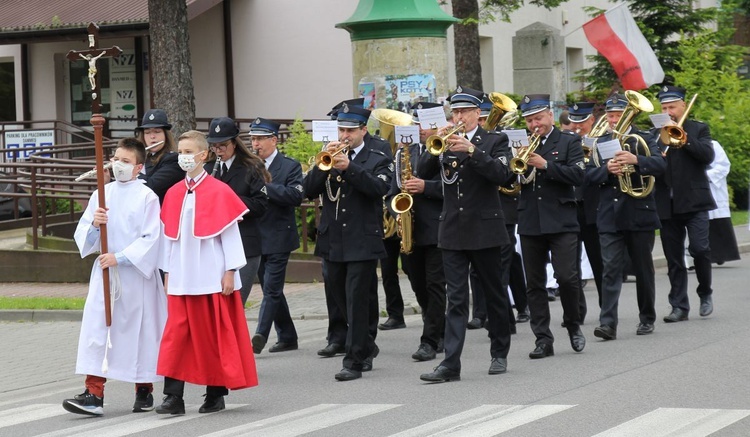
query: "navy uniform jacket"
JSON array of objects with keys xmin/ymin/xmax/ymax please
[
  {"xmin": 203, "ymin": 160, "xmax": 269, "ymax": 257},
  {"xmin": 419, "ymin": 127, "xmax": 513, "ymax": 251},
  {"xmin": 140, "ymin": 151, "xmax": 183, "ymax": 204},
  {"xmin": 260, "ymin": 153, "xmax": 304, "ymax": 255},
  {"xmin": 573, "ymin": 135, "xmax": 600, "ymax": 225},
  {"xmin": 585, "ymin": 128, "xmax": 665, "ymax": 232},
  {"xmin": 499, "ymin": 184, "xmax": 519, "ymax": 225},
  {"xmin": 303, "ymin": 146, "xmax": 392, "ymax": 262},
  {"xmin": 365, "ymin": 132, "xmax": 394, "ymax": 159},
  {"xmin": 652, "ymin": 119, "xmax": 716, "ymax": 219},
  {"xmin": 386, "ymin": 143, "xmax": 443, "ymax": 247},
  {"xmin": 517, "ymin": 127, "xmax": 585, "ymax": 236}
]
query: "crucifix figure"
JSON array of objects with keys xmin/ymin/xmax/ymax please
[
  {"xmin": 66, "ymin": 23, "xmax": 122, "ymax": 113},
  {"xmin": 65, "ymin": 22, "xmax": 123, "ymax": 327}
]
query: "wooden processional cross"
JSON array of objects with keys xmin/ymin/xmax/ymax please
[{"xmin": 66, "ymin": 23, "xmax": 122, "ymax": 327}]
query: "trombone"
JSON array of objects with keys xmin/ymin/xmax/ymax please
[
  {"xmin": 315, "ymin": 140, "xmax": 349, "ymax": 171},
  {"xmin": 660, "ymin": 93, "xmax": 698, "ymax": 152},
  {"xmin": 426, "ymin": 121, "xmax": 466, "ymax": 156}
]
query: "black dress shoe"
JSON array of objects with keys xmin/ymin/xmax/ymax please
[
  {"xmin": 663, "ymin": 308, "xmax": 689, "ymax": 323},
  {"xmin": 269, "ymin": 341, "xmax": 298, "ymax": 353},
  {"xmin": 593, "ymin": 325, "xmax": 616, "ymax": 341},
  {"xmin": 636, "ymin": 323, "xmax": 654, "ymax": 335},
  {"xmin": 569, "ymin": 328, "xmax": 586, "ymax": 352},
  {"xmin": 516, "ymin": 310, "xmax": 530, "ymax": 323},
  {"xmin": 420, "ymin": 365, "xmax": 460, "ymax": 383},
  {"xmin": 467, "ymin": 318, "xmax": 485, "ymax": 330},
  {"xmin": 252, "ymin": 333, "xmax": 267, "ymax": 354},
  {"xmin": 699, "ymin": 296, "xmax": 713, "ymax": 317},
  {"xmin": 529, "ymin": 343, "xmax": 554, "ymax": 359},
  {"xmin": 155, "ymin": 394, "xmax": 185, "ymax": 415},
  {"xmin": 317, "ymin": 343, "xmax": 345, "ymax": 357},
  {"xmin": 362, "ymin": 344, "xmax": 380, "ymax": 371},
  {"xmin": 488, "ymin": 358, "xmax": 508, "ymax": 375},
  {"xmin": 335, "ymin": 368, "xmax": 362, "ymax": 381},
  {"xmin": 412, "ymin": 343, "xmax": 437, "ymax": 361},
  {"xmin": 378, "ymin": 317, "xmax": 406, "ymax": 330},
  {"xmin": 199, "ymin": 395, "xmax": 225, "ymax": 413}
]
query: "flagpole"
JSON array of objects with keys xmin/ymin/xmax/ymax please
[{"xmin": 563, "ymin": 2, "xmax": 628, "ymax": 38}]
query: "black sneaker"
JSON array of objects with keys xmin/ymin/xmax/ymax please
[
  {"xmin": 155, "ymin": 394, "xmax": 185, "ymax": 415},
  {"xmin": 132, "ymin": 386, "xmax": 154, "ymax": 413},
  {"xmin": 199, "ymin": 395, "xmax": 225, "ymax": 413},
  {"xmin": 62, "ymin": 391, "xmax": 104, "ymax": 416}
]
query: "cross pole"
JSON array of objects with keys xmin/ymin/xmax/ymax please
[{"xmin": 66, "ymin": 23, "xmax": 122, "ymax": 327}]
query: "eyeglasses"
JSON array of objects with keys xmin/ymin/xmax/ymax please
[{"xmin": 210, "ymin": 142, "xmax": 230, "ymax": 151}]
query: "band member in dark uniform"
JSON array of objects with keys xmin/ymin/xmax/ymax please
[
  {"xmin": 249, "ymin": 118, "xmax": 303, "ymax": 353},
  {"xmin": 418, "ymin": 86, "xmax": 513, "ymax": 382},
  {"xmin": 135, "ymin": 109, "xmax": 183, "ymax": 204},
  {"xmin": 653, "ymin": 85, "xmax": 716, "ymax": 322},
  {"xmin": 386, "ymin": 101, "xmax": 446, "ymax": 361},
  {"xmin": 203, "ymin": 117, "xmax": 269, "ymax": 313},
  {"xmin": 303, "ymin": 105, "xmax": 392, "ymax": 381},
  {"xmin": 516, "ymin": 94, "xmax": 586, "ymax": 359},
  {"xmin": 586, "ymin": 93, "xmax": 665, "ymax": 340}
]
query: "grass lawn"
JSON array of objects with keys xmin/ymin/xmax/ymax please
[
  {"xmin": 732, "ymin": 210, "xmax": 748, "ymax": 227},
  {"xmin": 0, "ymin": 297, "xmax": 85, "ymax": 310}
]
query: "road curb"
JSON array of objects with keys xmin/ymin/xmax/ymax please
[{"xmin": 0, "ymin": 309, "xmax": 83, "ymax": 322}]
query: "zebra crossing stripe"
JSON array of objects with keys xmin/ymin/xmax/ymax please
[
  {"xmin": 0, "ymin": 404, "xmax": 68, "ymax": 429},
  {"xmin": 388, "ymin": 404, "xmax": 575, "ymax": 436},
  {"xmin": 592, "ymin": 407, "xmax": 750, "ymax": 437},
  {"xmin": 202, "ymin": 403, "xmax": 400, "ymax": 437},
  {"xmin": 33, "ymin": 404, "xmax": 245, "ymax": 437}
]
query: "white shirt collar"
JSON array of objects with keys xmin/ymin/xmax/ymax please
[
  {"xmin": 465, "ymin": 126, "xmax": 479, "ymax": 141},
  {"xmin": 265, "ymin": 149, "xmax": 278, "ymax": 169},
  {"xmin": 222, "ymin": 155, "xmax": 236, "ymax": 169},
  {"xmin": 350, "ymin": 143, "xmax": 365, "ymax": 159}
]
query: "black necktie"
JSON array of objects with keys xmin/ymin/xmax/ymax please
[
  {"xmin": 222, "ymin": 163, "xmax": 228, "ymax": 177},
  {"xmin": 348, "ymin": 150, "xmax": 356, "ymax": 161}
]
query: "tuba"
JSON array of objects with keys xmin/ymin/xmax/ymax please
[
  {"xmin": 510, "ymin": 129, "xmax": 543, "ymax": 175},
  {"xmin": 426, "ymin": 122, "xmax": 466, "ymax": 156},
  {"xmin": 391, "ymin": 144, "xmax": 414, "ymax": 254},
  {"xmin": 584, "ymin": 114, "xmax": 609, "ymax": 164},
  {"xmin": 608, "ymin": 90, "xmax": 655, "ymax": 198},
  {"xmin": 370, "ymin": 108, "xmax": 415, "ymax": 156},
  {"xmin": 485, "ymin": 92, "xmax": 520, "ymax": 131},
  {"xmin": 659, "ymin": 93, "xmax": 698, "ymax": 151}
]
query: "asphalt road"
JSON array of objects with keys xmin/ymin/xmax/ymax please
[{"xmin": 1, "ymin": 256, "xmax": 749, "ymax": 436}]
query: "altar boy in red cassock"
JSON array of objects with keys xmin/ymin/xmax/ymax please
[{"xmin": 156, "ymin": 130, "xmax": 257, "ymax": 415}]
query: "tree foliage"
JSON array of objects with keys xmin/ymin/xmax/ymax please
[
  {"xmin": 670, "ymin": 32, "xmax": 750, "ymax": 205},
  {"xmin": 575, "ymin": 0, "xmax": 718, "ymax": 92}
]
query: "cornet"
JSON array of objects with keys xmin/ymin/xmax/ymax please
[
  {"xmin": 75, "ymin": 141, "xmax": 164, "ymax": 181},
  {"xmin": 510, "ymin": 129, "xmax": 542, "ymax": 175},
  {"xmin": 315, "ymin": 140, "xmax": 349, "ymax": 171},
  {"xmin": 426, "ymin": 122, "xmax": 466, "ymax": 156}
]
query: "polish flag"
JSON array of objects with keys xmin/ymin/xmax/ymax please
[{"xmin": 583, "ymin": 3, "xmax": 664, "ymax": 90}]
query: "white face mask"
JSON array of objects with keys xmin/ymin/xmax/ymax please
[
  {"xmin": 112, "ymin": 161, "xmax": 135, "ymax": 182},
  {"xmin": 178, "ymin": 153, "xmax": 199, "ymax": 172}
]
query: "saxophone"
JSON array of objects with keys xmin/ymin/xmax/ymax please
[{"xmin": 390, "ymin": 144, "xmax": 414, "ymax": 254}]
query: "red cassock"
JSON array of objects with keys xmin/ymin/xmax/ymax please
[{"xmin": 158, "ymin": 174, "xmax": 258, "ymax": 390}]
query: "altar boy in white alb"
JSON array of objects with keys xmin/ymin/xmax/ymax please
[{"xmin": 63, "ymin": 138, "xmax": 167, "ymax": 416}]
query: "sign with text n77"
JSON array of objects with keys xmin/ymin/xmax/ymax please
[{"xmin": 3, "ymin": 130, "xmax": 54, "ymax": 161}]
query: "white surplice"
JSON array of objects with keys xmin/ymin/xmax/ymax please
[
  {"xmin": 73, "ymin": 179, "xmax": 167, "ymax": 382},
  {"xmin": 160, "ymin": 191, "xmax": 246, "ymax": 296}
]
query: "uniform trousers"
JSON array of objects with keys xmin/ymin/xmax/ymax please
[
  {"xmin": 598, "ymin": 231, "xmax": 656, "ymax": 329},
  {"xmin": 255, "ymin": 252, "xmax": 298, "ymax": 343},
  {"xmin": 325, "ymin": 259, "xmax": 378, "ymax": 371},
  {"xmin": 404, "ymin": 243, "xmax": 445, "ymax": 349},
  {"xmin": 578, "ymin": 204, "xmax": 603, "ymax": 308},
  {"xmin": 323, "ymin": 260, "xmax": 379, "ymax": 346},
  {"xmin": 441, "ymin": 246, "xmax": 511, "ymax": 372},
  {"xmin": 380, "ymin": 237, "xmax": 405, "ymax": 321},
  {"xmin": 238, "ymin": 255, "xmax": 261, "ymax": 306},
  {"xmin": 660, "ymin": 211, "xmax": 712, "ymax": 312},
  {"xmin": 521, "ymin": 232, "xmax": 581, "ymax": 346},
  {"xmin": 504, "ymin": 224, "xmax": 528, "ymax": 314}
]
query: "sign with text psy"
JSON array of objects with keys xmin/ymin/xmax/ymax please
[
  {"xmin": 4, "ymin": 130, "xmax": 54, "ymax": 160},
  {"xmin": 385, "ymin": 74, "xmax": 436, "ymax": 112}
]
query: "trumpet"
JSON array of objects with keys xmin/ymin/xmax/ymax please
[
  {"xmin": 315, "ymin": 140, "xmax": 349, "ymax": 171},
  {"xmin": 660, "ymin": 93, "xmax": 697, "ymax": 151},
  {"xmin": 510, "ymin": 129, "xmax": 543, "ymax": 174},
  {"xmin": 426, "ymin": 122, "xmax": 466, "ymax": 156},
  {"xmin": 75, "ymin": 141, "xmax": 164, "ymax": 181}
]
